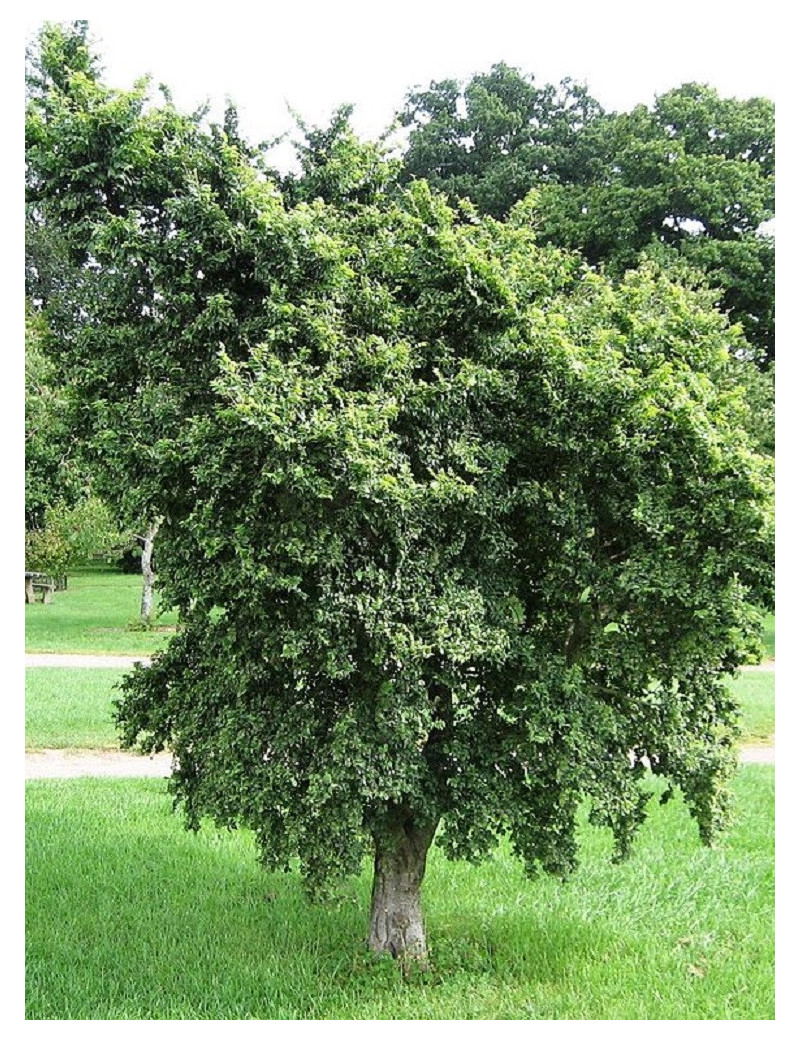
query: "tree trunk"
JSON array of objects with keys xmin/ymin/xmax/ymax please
[
  {"xmin": 368, "ymin": 808, "xmax": 438, "ymax": 962},
  {"xmin": 140, "ymin": 519, "xmax": 160, "ymax": 621}
]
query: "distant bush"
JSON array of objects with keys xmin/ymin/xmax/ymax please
[{"xmin": 25, "ymin": 496, "xmax": 126, "ymax": 575}]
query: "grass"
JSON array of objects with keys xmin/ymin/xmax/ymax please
[
  {"xmin": 761, "ymin": 613, "xmax": 775, "ymax": 661},
  {"xmin": 25, "ymin": 768, "xmax": 774, "ymax": 1020},
  {"xmin": 25, "ymin": 563, "xmax": 179, "ymax": 655},
  {"xmin": 726, "ymin": 671, "xmax": 775, "ymax": 746},
  {"xmin": 25, "ymin": 669, "xmax": 129, "ymax": 750},
  {"xmin": 23, "ymin": 576, "xmax": 775, "ymax": 1019}
]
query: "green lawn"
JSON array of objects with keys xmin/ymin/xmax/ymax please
[
  {"xmin": 726, "ymin": 670, "xmax": 775, "ymax": 746},
  {"xmin": 24, "ymin": 577, "xmax": 775, "ymax": 1019},
  {"xmin": 25, "ymin": 668, "xmax": 129, "ymax": 750},
  {"xmin": 25, "ymin": 564, "xmax": 179, "ymax": 655},
  {"xmin": 25, "ymin": 769, "xmax": 774, "ymax": 1020},
  {"xmin": 761, "ymin": 613, "xmax": 775, "ymax": 661}
]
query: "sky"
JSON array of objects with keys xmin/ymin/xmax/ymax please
[{"xmin": 20, "ymin": 0, "xmax": 783, "ymax": 169}]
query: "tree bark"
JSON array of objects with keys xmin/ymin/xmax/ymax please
[
  {"xmin": 139, "ymin": 519, "xmax": 160, "ymax": 621},
  {"xmin": 368, "ymin": 808, "xmax": 438, "ymax": 962}
]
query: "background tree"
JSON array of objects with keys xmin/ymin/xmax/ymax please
[
  {"xmin": 535, "ymin": 83, "xmax": 775, "ymax": 362},
  {"xmin": 25, "ymin": 299, "xmax": 126, "ymax": 581},
  {"xmin": 25, "ymin": 495, "xmax": 123, "ymax": 578},
  {"xmin": 400, "ymin": 62, "xmax": 603, "ymax": 220},
  {"xmin": 399, "ymin": 70, "xmax": 775, "ymax": 366},
  {"xmin": 25, "ymin": 20, "xmax": 277, "ymax": 613},
  {"xmin": 25, "ymin": 303, "xmax": 78, "ymax": 530}
]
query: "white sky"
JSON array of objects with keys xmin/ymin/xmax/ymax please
[{"xmin": 21, "ymin": 1, "xmax": 782, "ymax": 166}]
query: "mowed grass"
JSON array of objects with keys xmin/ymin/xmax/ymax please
[
  {"xmin": 25, "ymin": 564, "xmax": 178, "ymax": 655},
  {"xmin": 25, "ymin": 667, "xmax": 775, "ymax": 751},
  {"xmin": 25, "ymin": 768, "xmax": 774, "ymax": 1020},
  {"xmin": 726, "ymin": 671, "xmax": 775, "ymax": 746},
  {"xmin": 25, "ymin": 669, "xmax": 129, "ymax": 750},
  {"xmin": 761, "ymin": 613, "xmax": 775, "ymax": 661}
]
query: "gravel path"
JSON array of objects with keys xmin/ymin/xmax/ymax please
[
  {"xmin": 737, "ymin": 745, "xmax": 776, "ymax": 764},
  {"xmin": 25, "ymin": 749, "xmax": 173, "ymax": 779}
]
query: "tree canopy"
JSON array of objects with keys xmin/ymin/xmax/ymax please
[
  {"xmin": 26, "ymin": 23, "xmax": 774, "ymax": 961},
  {"xmin": 400, "ymin": 66, "xmax": 775, "ymax": 362}
]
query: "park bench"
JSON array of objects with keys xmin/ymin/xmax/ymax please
[{"xmin": 25, "ymin": 571, "xmax": 57, "ymax": 604}]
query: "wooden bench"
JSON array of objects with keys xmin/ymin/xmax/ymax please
[{"xmin": 25, "ymin": 571, "xmax": 57, "ymax": 604}]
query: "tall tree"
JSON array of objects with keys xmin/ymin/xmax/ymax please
[
  {"xmin": 26, "ymin": 20, "xmax": 273, "ymax": 610},
  {"xmin": 399, "ymin": 71, "xmax": 775, "ymax": 364},
  {"xmin": 29, "ymin": 27, "xmax": 773, "ymax": 963}
]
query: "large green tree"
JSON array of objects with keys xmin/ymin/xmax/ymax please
[
  {"xmin": 28, "ymin": 26, "xmax": 773, "ymax": 962},
  {"xmin": 26, "ymin": 20, "xmax": 279, "ymax": 609},
  {"xmin": 400, "ymin": 69, "xmax": 775, "ymax": 363},
  {"xmin": 400, "ymin": 62, "xmax": 603, "ymax": 220},
  {"xmin": 117, "ymin": 182, "xmax": 772, "ymax": 960}
]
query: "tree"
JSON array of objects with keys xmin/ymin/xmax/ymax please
[
  {"xmin": 400, "ymin": 63, "xmax": 603, "ymax": 219},
  {"xmin": 25, "ymin": 495, "xmax": 123, "ymax": 576},
  {"xmin": 116, "ymin": 184, "xmax": 772, "ymax": 959},
  {"xmin": 399, "ymin": 72, "xmax": 775, "ymax": 365},
  {"xmin": 29, "ymin": 27, "xmax": 773, "ymax": 963},
  {"xmin": 536, "ymin": 83, "xmax": 775, "ymax": 362}
]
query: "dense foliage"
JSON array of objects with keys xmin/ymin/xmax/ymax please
[
  {"xmin": 25, "ymin": 304, "xmax": 74, "ymax": 528},
  {"xmin": 25, "ymin": 301, "xmax": 122, "ymax": 571},
  {"xmin": 26, "ymin": 23, "xmax": 774, "ymax": 958},
  {"xmin": 400, "ymin": 65, "xmax": 775, "ymax": 362}
]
